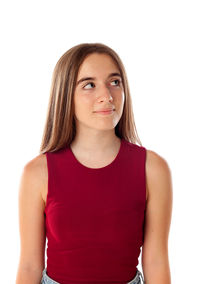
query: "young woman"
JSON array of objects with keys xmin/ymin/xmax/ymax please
[{"xmin": 16, "ymin": 43, "xmax": 173, "ymax": 284}]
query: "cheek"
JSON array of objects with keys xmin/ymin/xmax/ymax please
[
  {"xmin": 115, "ymin": 94, "xmax": 125, "ymax": 117},
  {"xmin": 75, "ymin": 92, "xmax": 93, "ymax": 106},
  {"xmin": 74, "ymin": 94, "xmax": 94, "ymax": 118},
  {"xmin": 115, "ymin": 92, "xmax": 124, "ymax": 107}
]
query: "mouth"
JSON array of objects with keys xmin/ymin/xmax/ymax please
[
  {"xmin": 94, "ymin": 109, "xmax": 115, "ymax": 115},
  {"xmin": 94, "ymin": 108, "xmax": 115, "ymax": 112}
]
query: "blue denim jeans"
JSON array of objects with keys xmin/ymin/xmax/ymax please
[{"xmin": 40, "ymin": 268, "xmax": 145, "ymax": 284}]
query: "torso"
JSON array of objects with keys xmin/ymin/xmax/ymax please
[{"xmin": 38, "ymin": 149, "xmax": 149, "ymax": 208}]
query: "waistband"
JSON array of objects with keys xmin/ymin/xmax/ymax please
[
  {"xmin": 41, "ymin": 268, "xmax": 145, "ymax": 284},
  {"xmin": 41, "ymin": 268, "xmax": 60, "ymax": 284},
  {"xmin": 127, "ymin": 269, "xmax": 145, "ymax": 284}
]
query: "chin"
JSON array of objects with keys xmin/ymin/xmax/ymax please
[{"xmin": 91, "ymin": 124, "xmax": 117, "ymax": 131}]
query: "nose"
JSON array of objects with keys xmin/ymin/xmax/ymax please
[{"xmin": 98, "ymin": 84, "xmax": 113, "ymax": 102}]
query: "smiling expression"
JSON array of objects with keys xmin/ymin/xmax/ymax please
[{"xmin": 73, "ymin": 53, "xmax": 125, "ymax": 131}]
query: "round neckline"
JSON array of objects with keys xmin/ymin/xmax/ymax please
[{"xmin": 68, "ymin": 138, "xmax": 124, "ymax": 171}]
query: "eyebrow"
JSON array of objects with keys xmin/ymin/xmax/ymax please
[{"xmin": 76, "ymin": 72, "xmax": 122, "ymax": 86}]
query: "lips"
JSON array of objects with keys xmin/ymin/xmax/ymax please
[{"xmin": 94, "ymin": 108, "xmax": 115, "ymax": 112}]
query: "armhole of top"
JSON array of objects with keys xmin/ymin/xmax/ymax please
[
  {"xmin": 142, "ymin": 146, "xmax": 147, "ymax": 209},
  {"xmin": 44, "ymin": 152, "xmax": 50, "ymax": 215}
]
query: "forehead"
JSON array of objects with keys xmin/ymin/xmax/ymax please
[{"xmin": 77, "ymin": 53, "xmax": 120, "ymax": 77}]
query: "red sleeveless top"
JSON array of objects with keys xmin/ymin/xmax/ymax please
[{"xmin": 44, "ymin": 138, "xmax": 147, "ymax": 284}]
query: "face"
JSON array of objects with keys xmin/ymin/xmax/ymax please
[{"xmin": 73, "ymin": 53, "xmax": 125, "ymax": 131}]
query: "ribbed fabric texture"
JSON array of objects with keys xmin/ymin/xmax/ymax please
[{"xmin": 44, "ymin": 138, "xmax": 147, "ymax": 284}]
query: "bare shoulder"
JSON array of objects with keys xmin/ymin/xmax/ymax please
[
  {"xmin": 146, "ymin": 149, "xmax": 171, "ymax": 174},
  {"xmin": 145, "ymin": 149, "xmax": 172, "ymax": 200},
  {"xmin": 23, "ymin": 153, "xmax": 48, "ymax": 207}
]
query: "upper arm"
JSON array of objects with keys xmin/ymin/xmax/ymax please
[
  {"xmin": 142, "ymin": 149, "xmax": 173, "ymax": 266},
  {"xmin": 17, "ymin": 153, "xmax": 47, "ymax": 272}
]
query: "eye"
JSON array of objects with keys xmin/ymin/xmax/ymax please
[
  {"xmin": 111, "ymin": 79, "xmax": 121, "ymax": 86},
  {"xmin": 83, "ymin": 82, "xmax": 95, "ymax": 89}
]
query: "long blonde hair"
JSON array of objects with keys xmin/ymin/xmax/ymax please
[{"xmin": 39, "ymin": 43, "xmax": 142, "ymax": 154}]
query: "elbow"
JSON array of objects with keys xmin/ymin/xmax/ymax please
[
  {"xmin": 142, "ymin": 258, "xmax": 171, "ymax": 284},
  {"xmin": 16, "ymin": 266, "xmax": 44, "ymax": 284}
]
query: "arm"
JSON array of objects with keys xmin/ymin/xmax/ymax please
[
  {"xmin": 15, "ymin": 154, "xmax": 47, "ymax": 284},
  {"xmin": 142, "ymin": 150, "xmax": 173, "ymax": 284}
]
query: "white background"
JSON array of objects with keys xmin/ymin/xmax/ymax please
[{"xmin": 0, "ymin": 0, "xmax": 199, "ymax": 283}]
